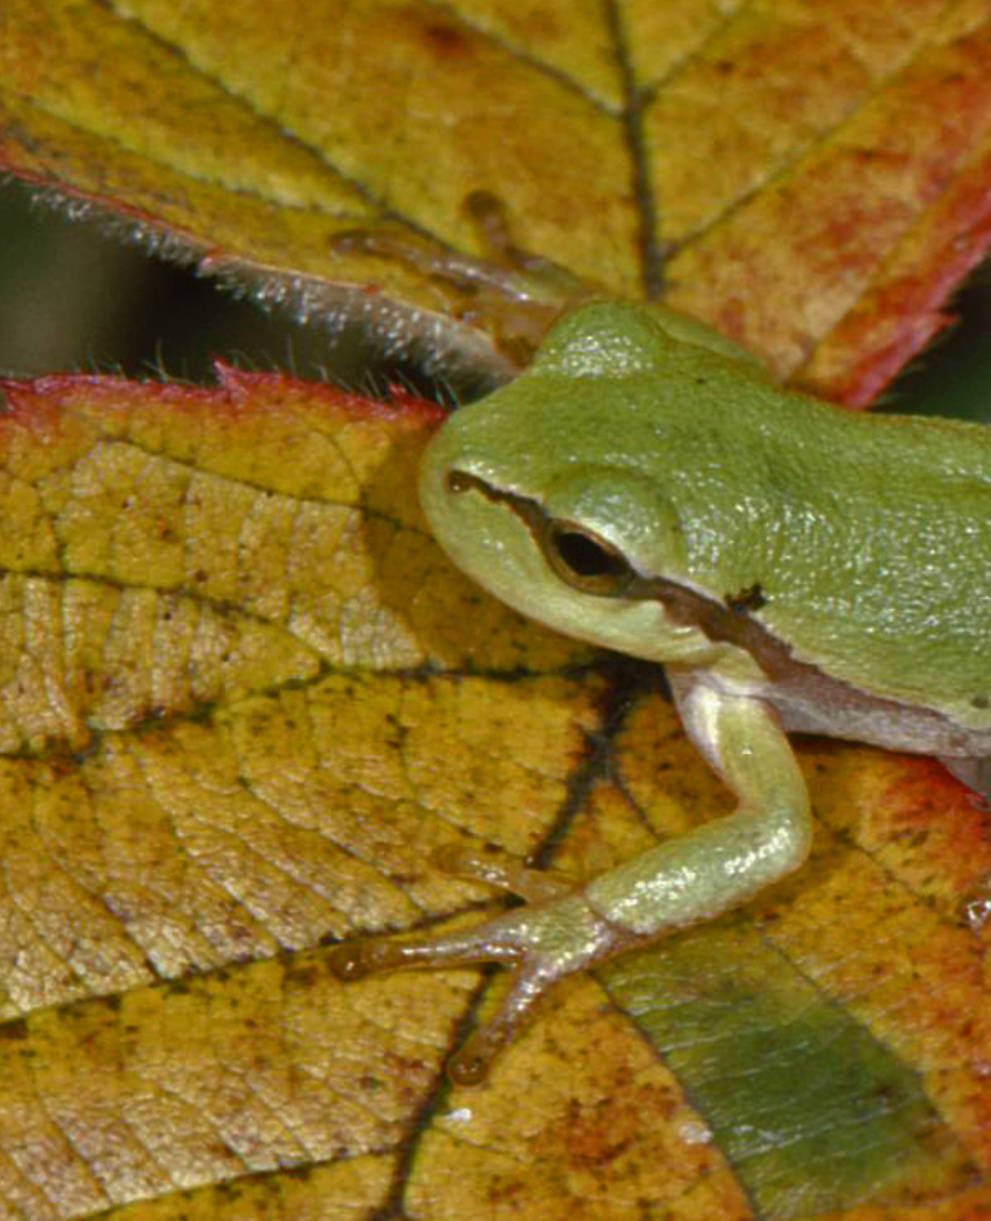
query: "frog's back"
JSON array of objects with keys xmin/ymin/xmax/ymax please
[
  {"xmin": 506, "ymin": 301, "xmax": 991, "ymax": 731},
  {"xmin": 661, "ymin": 372, "xmax": 991, "ymax": 731}
]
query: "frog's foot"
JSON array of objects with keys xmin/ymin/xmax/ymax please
[
  {"xmin": 334, "ymin": 193, "xmax": 588, "ymax": 305},
  {"xmin": 459, "ymin": 190, "xmax": 592, "ymax": 303},
  {"xmin": 332, "ymin": 192, "xmax": 596, "ymax": 366},
  {"xmin": 430, "ymin": 841, "xmax": 574, "ymax": 903},
  {"xmin": 330, "ymin": 690, "xmax": 814, "ymax": 1083},
  {"xmin": 331, "ymin": 227, "xmax": 521, "ymax": 299},
  {"xmin": 327, "ymin": 883, "xmax": 641, "ymax": 1085}
]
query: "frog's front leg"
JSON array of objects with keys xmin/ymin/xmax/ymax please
[{"xmin": 328, "ymin": 681, "xmax": 812, "ymax": 1083}]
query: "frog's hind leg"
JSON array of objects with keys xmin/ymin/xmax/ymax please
[{"xmin": 328, "ymin": 886, "xmax": 626, "ymax": 1084}]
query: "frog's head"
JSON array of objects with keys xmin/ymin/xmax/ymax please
[{"xmin": 418, "ymin": 302, "xmax": 749, "ymax": 666}]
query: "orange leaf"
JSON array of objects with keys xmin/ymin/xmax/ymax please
[{"xmin": 3, "ymin": 1, "xmax": 991, "ymax": 398}]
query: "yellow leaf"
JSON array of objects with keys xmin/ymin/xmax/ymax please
[
  {"xmin": 1, "ymin": 4, "xmax": 991, "ymax": 1217},
  {"xmin": 0, "ymin": 371, "xmax": 986, "ymax": 1219}
]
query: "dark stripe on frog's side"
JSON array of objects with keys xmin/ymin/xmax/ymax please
[
  {"xmin": 622, "ymin": 566, "xmax": 991, "ymax": 770},
  {"xmin": 648, "ymin": 570, "xmax": 991, "ymax": 785},
  {"xmin": 455, "ymin": 472, "xmax": 991, "ymax": 789}
]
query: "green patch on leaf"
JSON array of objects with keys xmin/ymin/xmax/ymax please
[{"xmin": 602, "ymin": 923, "xmax": 975, "ymax": 1220}]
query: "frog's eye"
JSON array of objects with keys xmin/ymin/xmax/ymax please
[{"xmin": 542, "ymin": 519, "xmax": 636, "ymax": 595}]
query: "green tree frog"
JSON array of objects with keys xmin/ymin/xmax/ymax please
[{"xmin": 331, "ymin": 300, "xmax": 991, "ymax": 1083}]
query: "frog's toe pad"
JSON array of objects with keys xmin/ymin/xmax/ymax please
[{"xmin": 328, "ymin": 893, "xmax": 637, "ymax": 1081}]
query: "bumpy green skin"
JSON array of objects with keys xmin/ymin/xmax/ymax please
[
  {"xmin": 422, "ymin": 301, "xmax": 991, "ymax": 730},
  {"xmin": 332, "ymin": 301, "xmax": 990, "ymax": 1082}
]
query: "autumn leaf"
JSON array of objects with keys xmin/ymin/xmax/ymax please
[
  {"xmin": 1, "ymin": 4, "xmax": 991, "ymax": 1220},
  {"xmin": 4, "ymin": 1, "xmax": 991, "ymax": 399},
  {"xmin": 0, "ymin": 370, "xmax": 983, "ymax": 1221}
]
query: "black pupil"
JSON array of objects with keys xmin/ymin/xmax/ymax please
[{"xmin": 554, "ymin": 530, "xmax": 626, "ymax": 578}]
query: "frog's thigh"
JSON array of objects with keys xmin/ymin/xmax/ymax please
[{"xmin": 587, "ymin": 683, "xmax": 812, "ymax": 936}]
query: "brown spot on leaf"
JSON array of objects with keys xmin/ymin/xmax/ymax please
[{"xmin": 422, "ymin": 22, "xmax": 468, "ymax": 58}]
